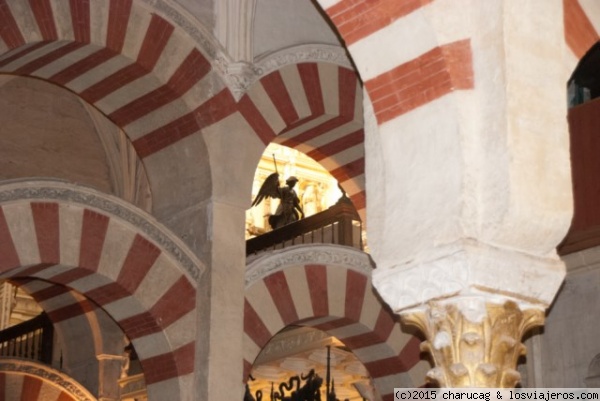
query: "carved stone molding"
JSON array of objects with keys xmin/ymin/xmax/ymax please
[
  {"xmin": 245, "ymin": 244, "xmax": 373, "ymax": 288},
  {"xmin": 0, "ymin": 358, "xmax": 98, "ymax": 401},
  {"xmin": 401, "ymin": 297, "xmax": 545, "ymax": 388},
  {"xmin": 255, "ymin": 44, "xmax": 353, "ymax": 77},
  {"xmin": 0, "ymin": 179, "xmax": 204, "ymax": 282}
]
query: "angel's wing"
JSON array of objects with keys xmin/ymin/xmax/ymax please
[{"xmin": 251, "ymin": 172, "xmax": 281, "ymax": 207}]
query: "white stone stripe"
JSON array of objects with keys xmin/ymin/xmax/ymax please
[
  {"xmin": 49, "ymin": 0, "xmax": 75, "ymax": 41},
  {"xmin": 29, "ymin": 265, "xmax": 75, "ymax": 281},
  {"xmin": 0, "ymin": 41, "xmax": 66, "ymax": 72},
  {"xmin": 39, "ymin": 380, "xmax": 63, "ymax": 400},
  {"xmin": 318, "ymin": 63, "xmax": 339, "ymax": 115},
  {"xmin": 65, "ymin": 55, "xmax": 133, "ymax": 94},
  {"xmin": 146, "ymin": 375, "xmax": 184, "ymax": 400},
  {"xmin": 281, "ymin": 64, "xmax": 312, "ymax": 119},
  {"xmin": 578, "ymin": 0, "xmax": 600, "ymax": 40},
  {"xmin": 292, "ymin": 120, "xmax": 360, "ymax": 153},
  {"xmin": 89, "ymin": 0, "xmax": 110, "ymax": 47},
  {"xmin": 327, "ymin": 321, "xmax": 371, "ymax": 339},
  {"xmin": 5, "ymin": 369, "xmax": 24, "ymax": 398},
  {"xmin": 387, "ymin": 324, "xmax": 413, "ymax": 354},
  {"xmin": 164, "ymin": 309, "xmax": 195, "ymax": 351},
  {"xmin": 243, "ymin": 331, "xmax": 262, "ymax": 362},
  {"xmin": 319, "ymin": 0, "xmax": 343, "ymax": 10},
  {"xmin": 134, "ymin": 253, "xmax": 180, "ymax": 311},
  {"xmin": 95, "ymin": 73, "xmax": 161, "ymax": 114},
  {"xmin": 283, "ymin": 265, "xmax": 313, "ymax": 320},
  {"xmin": 97, "ymin": 219, "xmax": 135, "ymax": 281},
  {"xmin": 131, "ymin": 330, "xmax": 172, "ymax": 359},
  {"xmin": 276, "ymin": 114, "xmax": 334, "ymax": 143},
  {"xmin": 326, "ymin": 265, "xmax": 346, "ymax": 318},
  {"xmin": 5, "ymin": 0, "xmax": 41, "ymax": 43},
  {"xmin": 33, "ymin": 44, "xmax": 101, "ymax": 79},
  {"xmin": 152, "ymin": 28, "xmax": 196, "ymax": 83},
  {"xmin": 3, "ymin": 203, "xmax": 40, "ymax": 266},
  {"xmin": 18, "ymin": 279, "xmax": 54, "ymax": 294},
  {"xmin": 121, "ymin": 3, "xmax": 152, "ymax": 60},
  {"xmin": 358, "ymin": 282, "xmax": 382, "ymax": 330},
  {"xmin": 58, "ymin": 204, "xmax": 82, "ymax": 268},
  {"xmin": 352, "ymin": 342, "xmax": 397, "ymax": 364},
  {"xmin": 246, "ymin": 280, "xmax": 284, "ymax": 336},
  {"xmin": 248, "ymin": 81, "xmax": 287, "ymax": 135},
  {"xmin": 0, "ymin": 40, "xmax": 9, "ymax": 56},
  {"xmin": 348, "ymin": 4, "xmax": 437, "ymax": 81},
  {"xmin": 64, "ymin": 272, "xmax": 111, "ymax": 294},
  {"xmin": 313, "ymin": 143, "xmax": 363, "ymax": 171},
  {"xmin": 339, "ymin": 174, "xmax": 365, "ymax": 197},
  {"xmin": 408, "ymin": 360, "xmax": 431, "ymax": 385},
  {"xmin": 0, "ymin": 42, "xmax": 39, "ymax": 62},
  {"xmin": 373, "ymin": 373, "xmax": 415, "ymax": 393},
  {"xmin": 103, "ymin": 295, "xmax": 146, "ymax": 321},
  {"xmin": 41, "ymin": 289, "xmax": 85, "ymax": 312}
]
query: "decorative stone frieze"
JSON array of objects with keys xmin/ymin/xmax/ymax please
[
  {"xmin": 0, "ymin": 358, "xmax": 98, "ymax": 401},
  {"xmin": 401, "ymin": 297, "xmax": 544, "ymax": 388},
  {"xmin": 245, "ymin": 244, "xmax": 373, "ymax": 287},
  {"xmin": 0, "ymin": 179, "xmax": 204, "ymax": 282}
]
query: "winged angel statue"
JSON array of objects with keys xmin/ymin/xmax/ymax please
[{"xmin": 251, "ymin": 172, "xmax": 305, "ymax": 230}]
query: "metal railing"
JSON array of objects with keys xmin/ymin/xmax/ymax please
[
  {"xmin": 0, "ymin": 313, "xmax": 53, "ymax": 364},
  {"xmin": 247, "ymin": 196, "xmax": 363, "ymax": 256}
]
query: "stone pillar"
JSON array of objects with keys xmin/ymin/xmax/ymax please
[
  {"xmin": 97, "ymin": 354, "xmax": 126, "ymax": 401},
  {"xmin": 348, "ymin": 0, "xmax": 572, "ymax": 388}
]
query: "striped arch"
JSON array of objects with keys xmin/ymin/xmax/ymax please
[
  {"xmin": 243, "ymin": 245, "xmax": 429, "ymax": 401},
  {"xmin": 0, "ymin": 0, "xmax": 235, "ymax": 220},
  {"xmin": 0, "ymin": 358, "xmax": 97, "ymax": 401},
  {"xmin": 0, "ymin": 180, "xmax": 203, "ymax": 401},
  {"xmin": 241, "ymin": 62, "xmax": 366, "ymax": 217}
]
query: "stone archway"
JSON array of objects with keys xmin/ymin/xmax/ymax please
[
  {"xmin": 0, "ymin": 179, "xmax": 203, "ymax": 401},
  {"xmin": 244, "ymin": 244, "xmax": 428, "ymax": 401}
]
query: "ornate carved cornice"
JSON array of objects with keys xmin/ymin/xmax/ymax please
[
  {"xmin": 0, "ymin": 358, "xmax": 98, "ymax": 401},
  {"xmin": 245, "ymin": 244, "xmax": 373, "ymax": 288},
  {"xmin": 0, "ymin": 179, "xmax": 204, "ymax": 282},
  {"xmin": 255, "ymin": 44, "xmax": 354, "ymax": 77}
]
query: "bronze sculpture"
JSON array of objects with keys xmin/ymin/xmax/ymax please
[{"xmin": 252, "ymin": 172, "xmax": 305, "ymax": 230}]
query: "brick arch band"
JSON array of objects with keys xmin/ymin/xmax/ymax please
[
  {"xmin": 244, "ymin": 244, "xmax": 428, "ymax": 401},
  {"xmin": 0, "ymin": 358, "xmax": 97, "ymax": 401},
  {"xmin": 0, "ymin": 179, "xmax": 203, "ymax": 401}
]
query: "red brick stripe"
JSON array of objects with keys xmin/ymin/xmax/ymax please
[
  {"xmin": 0, "ymin": 0, "xmax": 25, "ymax": 49},
  {"xmin": 57, "ymin": 392, "xmax": 75, "ymax": 401},
  {"xmin": 9, "ymin": 263, "xmax": 54, "ymax": 278},
  {"xmin": 262, "ymin": 70, "xmax": 300, "ymax": 125},
  {"xmin": 344, "ymin": 269, "xmax": 367, "ymax": 321},
  {"xmin": 398, "ymin": 335, "xmax": 422, "ymax": 371},
  {"xmin": 70, "ymin": 0, "xmax": 90, "ymax": 43},
  {"xmin": 79, "ymin": 209, "xmax": 110, "ymax": 271},
  {"xmin": 149, "ymin": 275, "xmax": 195, "ymax": 329},
  {"xmin": 50, "ymin": 47, "xmax": 117, "ymax": 85},
  {"xmin": 326, "ymin": 0, "xmax": 433, "ymax": 46},
  {"xmin": 50, "ymin": 267, "xmax": 94, "ymax": 285},
  {"xmin": 365, "ymin": 39, "xmax": 473, "ymax": 124},
  {"xmin": 47, "ymin": 298, "xmax": 96, "ymax": 323},
  {"xmin": 117, "ymin": 234, "xmax": 160, "ymax": 294},
  {"xmin": 363, "ymin": 355, "xmax": 409, "ymax": 378},
  {"xmin": 141, "ymin": 345, "xmax": 189, "ymax": 385},
  {"xmin": 298, "ymin": 63, "xmax": 325, "ymax": 116},
  {"xmin": 306, "ymin": 128, "xmax": 364, "ymax": 161},
  {"xmin": 13, "ymin": 41, "xmax": 86, "ymax": 75},
  {"xmin": 264, "ymin": 270, "xmax": 299, "ymax": 325},
  {"xmin": 119, "ymin": 311, "xmax": 162, "ymax": 339},
  {"xmin": 244, "ymin": 299, "xmax": 272, "ymax": 348},
  {"xmin": 0, "ymin": 207, "xmax": 20, "ymax": 272},
  {"xmin": 85, "ymin": 282, "xmax": 130, "ymax": 305},
  {"xmin": 0, "ymin": 42, "xmax": 48, "ymax": 68},
  {"xmin": 20, "ymin": 376, "xmax": 42, "ymax": 400},
  {"xmin": 330, "ymin": 157, "xmax": 364, "ymax": 182},
  {"xmin": 239, "ymin": 94, "xmax": 277, "ymax": 144},
  {"xmin": 29, "ymin": 0, "xmax": 58, "ymax": 41},
  {"xmin": 305, "ymin": 264, "xmax": 328, "ymax": 316},
  {"xmin": 137, "ymin": 14, "xmax": 174, "ymax": 70},
  {"xmin": 79, "ymin": 15, "xmax": 173, "ymax": 104},
  {"xmin": 133, "ymin": 88, "xmax": 237, "ymax": 158},
  {"xmin": 350, "ymin": 190, "xmax": 366, "ymax": 211},
  {"xmin": 29, "ymin": 284, "xmax": 71, "ymax": 303},
  {"xmin": 107, "ymin": 0, "xmax": 132, "ymax": 52},
  {"xmin": 31, "ymin": 202, "xmax": 60, "ymax": 264},
  {"xmin": 108, "ymin": 48, "xmax": 211, "ymax": 126},
  {"xmin": 564, "ymin": 0, "xmax": 599, "ymax": 59}
]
